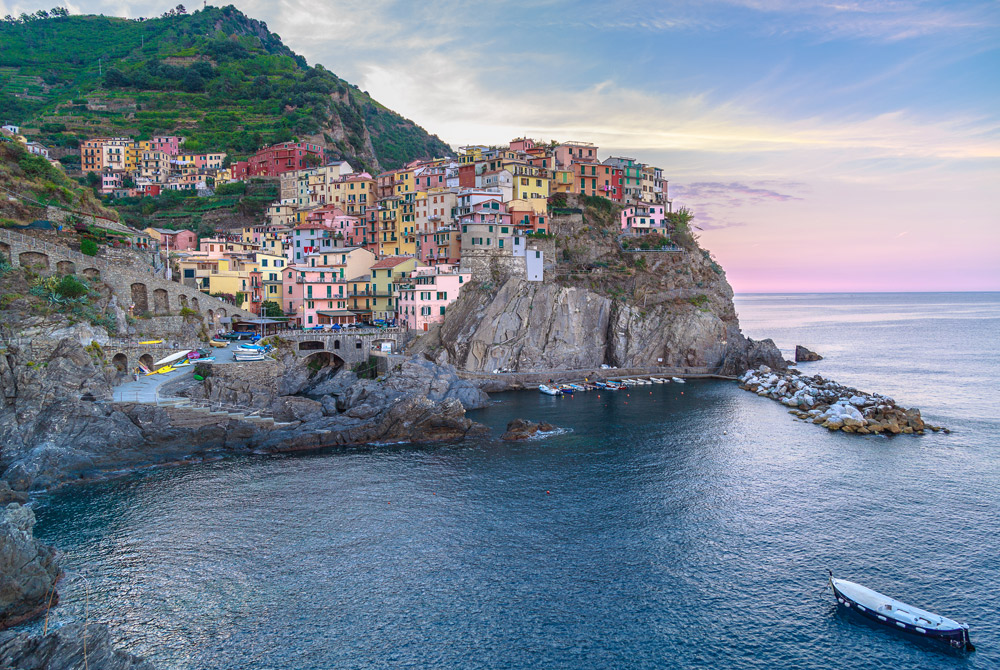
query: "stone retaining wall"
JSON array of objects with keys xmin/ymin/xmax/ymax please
[{"xmin": 0, "ymin": 228, "xmax": 254, "ymax": 330}]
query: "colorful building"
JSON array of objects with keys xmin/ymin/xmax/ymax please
[
  {"xmin": 248, "ymin": 142, "xmax": 324, "ymax": 177},
  {"xmin": 397, "ymin": 264, "xmax": 471, "ymax": 331}
]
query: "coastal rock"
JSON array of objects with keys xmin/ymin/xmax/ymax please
[
  {"xmin": 794, "ymin": 345, "xmax": 823, "ymax": 362},
  {"xmin": 0, "ymin": 482, "xmax": 27, "ymax": 506},
  {"xmin": 0, "ymin": 503, "xmax": 62, "ymax": 630},
  {"xmin": 381, "ymin": 357, "xmax": 490, "ymax": 410},
  {"xmin": 501, "ymin": 418, "xmax": 559, "ymax": 441},
  {"xmin": 0, "ymin": 622, "xmax": 153, "ymax": 670}
]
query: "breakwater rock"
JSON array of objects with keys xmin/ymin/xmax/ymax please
[
  {"xmin": 0, "ymin": 621, "xmax": 153, "ymax": 670},
  {"xmin": 738, "ymin": 366, "xmax": 945, "ymax": 435},
  {"xmin": 0, "ymin": 503, "xmax": 61, "ymax": 630}
]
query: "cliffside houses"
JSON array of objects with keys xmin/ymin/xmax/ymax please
[{"xmin": 70, "ymin": 132, "xmax": 677, "ymax": 330}]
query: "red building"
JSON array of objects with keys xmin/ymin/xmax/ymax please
[
  {"xmin": 231, "ymin": 161, "xmax": 250, "ymax": 180},
  {"xmin": 458, "ymin": 163, "xmax": 477, "ymax": 188},
  {"xmin": 247, "ymin": 142, "xmax": 324, "ymax": 177}
]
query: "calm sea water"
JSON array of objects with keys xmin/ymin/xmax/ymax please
[{"xmin": 28, "ymin": 293, "xmax": 1000, "ymax": 669}]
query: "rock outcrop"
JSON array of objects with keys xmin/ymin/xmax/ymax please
[
  {"xmin": 795, "ymin": 345, "xmax": 823, "ymax": 362},
  {"xmin": 0, "ymin": 503, "xmax": 61, "ymax": 630},
  {"xmin": 410, "ymin": 198, "xmax": 782, "ymax": 379},
  {"xmin": 501, "ymin": 418, "xmax": 559, "ymax": 441},
  {"xmin": 0, "ymin": 622, "xmax": 153, "ymax": 670}
]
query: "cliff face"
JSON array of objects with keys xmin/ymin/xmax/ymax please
[
  {"xmin": 0, "ymin": 503, "xmax": 61, "ymax": 631},
  {"xmin": 414, "ymin": 199, "xmax": 783, "ymax": 376}
]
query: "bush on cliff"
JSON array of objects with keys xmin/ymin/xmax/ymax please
[{"xmin": 80, "ymin": 238, "xmax": 97, "ymax": 256}]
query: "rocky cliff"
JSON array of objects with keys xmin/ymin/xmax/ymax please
[
  {"xmin": 0, "ymin": 503, "xmax": 61, "ymax": 630},
  {"xmin": 413, "ymin": 197, "xmax": 783, "ymax": 377}
]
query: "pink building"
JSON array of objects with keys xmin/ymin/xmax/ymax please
[
  {"xmin": 509, "ymin": 137, "xmax": 536, "ymax": 152},
  {"xmin": 553, "ymin": 141, "xmax": 599, "ymax": 169},
  {"xmin": 304, "ymin": 206, "xmax": 367, "ymax": 247},
  {"xmin": 151, "ymin": 228, "xmax": 197, "ymax": 251},
  {"xmin": 152, "ymin": 136, "xmax": 183, "ymax": 155},
  {"xmin": 283, "ymin": 265, "xmax": 353, "ymax": 327},
  {"xmin": 397, "ymin": 264, "xmax": 471, "ymax": 331},
  {"xmin": 100, "ymin": 172, "xmax": 122, "ymax": 194},
  {"xmin": 620, "ymin": 204, "xmax": 668, "ymax": 235}
]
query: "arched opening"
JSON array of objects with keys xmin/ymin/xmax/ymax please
[
  {"xmin": 131, "ymin": 283, "xmax": 149, "ymax": 315},
  {"xmin": 56, "ymin": 260, "xmax": 76, "ymax": 275},
  {"xmin": 207, "ymin": 309, "xmax": 215, "ymax": 325},
  {"xmin": 19, "ymin": 251, "xmax": 48, "ymax": 270},
  {"xmin": 82, "ymin": 267, "xmax": 100, "ymax": 281},
  {"xmin": 0, "ymin": 242, "xmax": 9, "ymax": 262},
  {"xmin": 298, "ymin": 340, "xmax": 324, "ymax": 351},
  {"xmin": 111, "ymin": 353, "xmax": 128, "ymax": 372},
  {"xmin": 153, "ymin": 288, "xmax": 169, "ymax": 315},
  {"xmin": 217, "ymin": 307, "xmax": 227, "ymax": 317},
  {"xmin": 178, "ymin": 294, "xmax": 188, "ymax": 310},
  {"xmin": 138, "ymin": 353, "xmax": 154, "ymax": 372},
  {"xmin": 333, "ymin": 339, "xmax": 341, "ymax": 350},
  {"xmin": 303, "ymin": 351, "xmax": 344, "ymax": 376},
  {"xmin": 190, "ymin": 296, "xmax": 200, "ymax": 312}
]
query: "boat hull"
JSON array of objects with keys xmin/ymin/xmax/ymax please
[{"xmin": 830, "ymin": 579, "xmax": 972, "ymax": 649}]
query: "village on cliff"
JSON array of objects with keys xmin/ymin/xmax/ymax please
[{"xmin": 3, "ymin": 124, "xmax": 677, "ymax": 332}]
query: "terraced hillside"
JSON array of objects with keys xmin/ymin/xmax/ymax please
[{"xmin": 0, "ymin": 5, "xmax": 451, "ymax": 172}]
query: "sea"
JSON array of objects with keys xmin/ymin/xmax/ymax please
[{"xmin": 25, "ymin": 292, "xmax": 1000, "ymax": 669}]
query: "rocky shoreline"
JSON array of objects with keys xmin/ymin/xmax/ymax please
[{"xmin": 738, "ymin": 366, "xmax": 946, "ymax": 435}]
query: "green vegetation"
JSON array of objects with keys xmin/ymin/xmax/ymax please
[
  {"xmin": 261, "ymin": 300, "xmax": 282, "ymax": 317},
  {"xmin": 352, "ymin": 355, "xmax": 379, "ymax": 380},
  {"xmin": 80, "ymin": 237, "xmax": 98, "ymax": 255},
  {"xmin": 0, "ymin": 141, "xmax": 116, "ymax": 226},
  {"xmin": 0, "ymin": 6, "xmax": 450, "ymax": 170}
]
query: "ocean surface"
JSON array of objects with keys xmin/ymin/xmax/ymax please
[{"xmin": 27, "ymin": 292, "xmax": 1000, "ymax": 669}]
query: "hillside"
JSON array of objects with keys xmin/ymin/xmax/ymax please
[
  {"xmin": 0, "ymin": 5, "xmax": 451, "ymax": 172},
  {"xmin": 0, "ymin": 139, "xmax": 117, "ymax": 226}
]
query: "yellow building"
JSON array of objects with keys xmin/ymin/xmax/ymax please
[
  {"xmin": 504, "ymin": 160, "xmax": 551, "ymax": 201},
  {"xmin": 256, "ymin": 252, "xmax": 288, "ymax": 305},
  {"xmin": 368, "ymin": 256, "xmax": 422, "ymax": 321}
]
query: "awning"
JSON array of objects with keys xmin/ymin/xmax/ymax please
[{"xmin": 316, "ymin": 310, "xmax": 358, "ymax": 317}]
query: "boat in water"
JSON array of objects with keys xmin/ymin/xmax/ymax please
[
  {"xmin": 829, "ymin": 572, "xmax": 974, "ymax": 651},
  {"xmin": 671, "ymin": 377, "xmax": 686, "ymax": 384},
  {"xmin": 538, "ymin": 384, "xmax": 562, "ymax": 396}
]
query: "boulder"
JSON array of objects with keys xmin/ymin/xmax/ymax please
[
  {"xmin": 794, "ymin": 345, "xmax": 823, "ymax": 362},
  {"xmin": 0, "ymin": 621, "xmax": 153, "ymax": 669},
  {"xmin": 0, "ymin": 504, "xmax": 62, "ymax": 630},
  {"xmin": 501, "ymin": 418, "xmax": 558, "ymax": 441}
]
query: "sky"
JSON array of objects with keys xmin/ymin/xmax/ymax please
[{"xmin": 5, "ymin": 0, "xmax": 999, "ymax": 291}]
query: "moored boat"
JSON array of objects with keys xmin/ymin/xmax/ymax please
[
  {"xmin": 671, "ymin": 377, "xmax": 685, "ymax": 383},
  {"xmin": 538, "ymin": 384, "xmax": 562, "ymax": 396},
  {"xmin": 829, "ymin": 572, "xmax": 974, "ymax": 651}
]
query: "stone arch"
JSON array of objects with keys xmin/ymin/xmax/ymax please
[
  {"xmin": 207, "ymin": 309, "xmax": 215, "ymax": 325},
  {"xmin": 303, "ymin": 351, "xmax": 344, "ymax": 371},
  {"xmin": 82, "ymin": 267, "xmax": 100, "ymax": 281},
  {"xmin": 111, "ymin": 353, "xmax": 128, "ymax": 372},
  {"xmin": 217, "ymin": 307, "xmax": 227, "ymax": 317},
  {"xmin": 333, "ymin": 339, "xmax": 341, "ymax": 350},
  {"xmin": 138, "ymin": 353, "xmax": 154, "ymax": 371},
  {"xmin": 298, "ymin": 340, "xmax": 324, "ymax": 351},
  {"xmin": 56, "ymin": 260, "xmax": 76, "ymax": 275},
  {"xmin": 131, "ymin": 283, "xmax": 149, "ymax": 315},
  {"xmin": 153, "ymin": 288, "xmax": 169, "ymax": 315},
  {"xmin": 190, "ymin": 296, "xmax": 200, "ymax": 312},
  {"xmin": 178, "ymin": 294, "xmax": 188, "ymax": 310},
  {"xmin": 0, "ymin": 241, "xmax": 9, "ymax": 262},
  {"xmin": 19, "ymin": 251, "xmax": 48, "ymax": 270}
]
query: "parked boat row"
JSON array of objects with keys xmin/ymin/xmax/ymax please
[{"xmin": 538, "ymin": 376, "xmax": 690, "ymax": 395}]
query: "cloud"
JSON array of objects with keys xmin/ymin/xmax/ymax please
[{"xmin": 671, "ymin": 182, "xmax": 803, "ymax": 205}]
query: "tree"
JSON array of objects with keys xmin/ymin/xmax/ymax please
[
  {"xmin": 85, "ymin": 171, "xmax": 100, "ymax": 188},
  {"xmin": 182, "ymin": 69, "xmax": 204, "ymax": 92},
  {"xmin": 103, "ymin": 68, "xmax": 130, "ymax": 89},
  {"xmin": 50, "ymin": 7, "xmax": 70, "ymax": 17},
  {"xmin": 35, "ymin": 10, "xmax": 50, "ymax": 19},
  {"xmin": 262, "ymin": 301, "xmax": 283, "ymax": 318}
]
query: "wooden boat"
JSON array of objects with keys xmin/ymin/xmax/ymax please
[
  {"xmin": 829, "ymin": 572, "xmax": 974, "ymax": 651},
  {"xmin": 538, "ymin": 384, "xmax": 562, "ymax": 396},
  {"xmin": 153, "ymin": 350, "xmax": 191, "ymax": 367},
  {"xmin": 565, "ymin": 383, "xmax": 586, "ymax": 392},
  {"xmin": 671, "ymin": 377, "xmax": 686, "ymax": 384},
  {"xmin": 209, "ymin": 339, "xmax": 229, "ymax": 348}
]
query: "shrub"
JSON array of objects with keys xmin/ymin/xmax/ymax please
[
  {"xmin": 80, "ymin": 238, "xmax": 98, "ymax": 256},
  {"xmin": 55, "ymin": 275, "xmax": 89, "ymax": 299}
]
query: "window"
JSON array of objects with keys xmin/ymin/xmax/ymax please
[
  {"xmin": 288, "ymin": 286, "xmax": 292, "ymax": 294},
  {"xmin": 501, "ymin": 227, "xmax": 509, "ymax": 234},
  {"xmin": 440, "ymin": 306, "xmax": 446, "ymax": 315}
]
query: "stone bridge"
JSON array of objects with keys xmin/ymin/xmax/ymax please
[
  {"xmin": 0, "ymin": 228, "xmax": 254, "ymax": 329},
  {"xmin": 272, "ymin": 328, "xmax": 404, "ymax": 367}
]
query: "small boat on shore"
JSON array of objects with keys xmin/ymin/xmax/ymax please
[
  {"xmin": 209, "ymin": 339, "xmax": 229, "ymax": 348},
  {"xmin": 538, "ymin": 384, "xmax": 562, "ymax": 396},
  {"xmin": 153, "ymin": 350, "xmax": 191, "ymax": 368},
  {"xmin": 672, "ymin": 377, "xmax": 685, "ymax": 384},
  {"xmin": 829, "ymin": 572, "xmax": 974, "ymax": 651}
]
